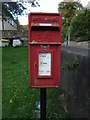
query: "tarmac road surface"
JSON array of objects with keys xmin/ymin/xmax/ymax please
[{"xmin": 61, "ymin": 46, "xmax": 89, "ymax": 57}]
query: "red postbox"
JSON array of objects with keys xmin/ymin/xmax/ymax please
[{"xmin": 28, "ymin": 12, "xmax": 61, "ymax": 88}]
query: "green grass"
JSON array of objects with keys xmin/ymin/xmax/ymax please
[
  {"xmin": 47, "ymin": 88, "xmax": 71, "ymax": 119},
  {"xmin": 2, "ymin": 47, "xmax": 71, "ymax": 119}
]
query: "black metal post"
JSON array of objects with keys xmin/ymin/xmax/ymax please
[{"xmin": 40, "ymin": 88, "xmax": 46, "ymax": 120}]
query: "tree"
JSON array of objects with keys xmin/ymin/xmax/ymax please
[
  {"xmin": 58, "ymin": 1, "xmax": 83, "ymax": 43},
  {"xmin": 70, "ymin": 8, "xmax": 90, "ymax": 41},
  {"xmin": 2, "ymin": 2, "xmax": 26, "ymax": 20},
  {"xmin": 2, "ymin": 0, "xmax": 40, "ymax": 20},
  {"xmin": 58, "ymin": 1, "xmax": 83, "ymax": 25},
  {"xmin": 23, "ymin": 25, "xmax": 28, "ymax": 30}
]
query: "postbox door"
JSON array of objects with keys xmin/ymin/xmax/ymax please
[
  {"xmin": 33, "ymin": 45, "xmax": 53, "ymax": 78},
  {"xmin": 30, "ymin": 45, "xmax": 60, "ymax": 88},
  {"xmin": 37, "ymin": 47, "xmax": 53, "ymax": 79}
]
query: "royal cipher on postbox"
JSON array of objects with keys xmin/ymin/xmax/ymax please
[{"xmin": 28, "ymin": 12, "xmax": 62, "ymax": 88}]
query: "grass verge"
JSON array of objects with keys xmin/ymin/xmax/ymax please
[{"xmin": 2, "ymin": 47, "xmax": 71, "ymax": 119}]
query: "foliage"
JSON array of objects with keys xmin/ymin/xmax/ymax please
[
  {"xmin": 47, "ymin": 89, "xmax": 71, "ymax": 119},
  {"xmin": 2, "ymin": 0, "xmax": 40, "ymax": 20},
  {"xmin": 58, "ymin": 1, "xmax": 83, "ymax": 25},
  {"xmin": 2, "ymin": 2, "xmax": 26, "ymax": 20},
  {"xmin": 70, "ymin": 8, "xmax": 90, "ymax": 41},
  {"xmin": 58, "ymin": 1, "xmax": 83, "ymax": 41},
  {"xmin": 65, "ymin": 58, "xmax": 80, "ymax": 70},
  {"xmin": 23, "ymin": 25, "xmax": 28, "ymax": 30}
]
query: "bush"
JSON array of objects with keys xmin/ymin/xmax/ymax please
[{"xmin": 70, "ymin": 8, "xmax": 90, "ymax": 41}]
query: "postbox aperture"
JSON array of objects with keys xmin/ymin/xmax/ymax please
[{"xmin": 28, "ymin": 12, "xmax": 61, "ymax": 88}]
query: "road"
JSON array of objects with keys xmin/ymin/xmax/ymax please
[{"xmin": 61, "ymin": 46, "xmax": 89, "ymax": 57}]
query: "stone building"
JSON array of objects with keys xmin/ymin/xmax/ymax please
[
  {"xmin": 0, "ymin": 2, "xmax": 2, "ymax": 38},
  {"xmin": 0, "ymin": 2, "xmax": 28, "ymax": 46}
]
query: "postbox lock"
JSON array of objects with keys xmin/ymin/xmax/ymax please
[
  {"xmin": 34, "ymin": 62, "xmax": 37, "ymax": 67},
  {"xmin": 43, "ymin": 45, "xmax": 47, "ymax": 50}
]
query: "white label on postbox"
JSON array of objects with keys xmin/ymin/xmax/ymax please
[
  {"xmin": 39, "ymin": 53, "xmax": 51, "ymax": 76},
  {"xmin": 39, "ymin": 23, "xmax": 52, "ymax": 26}
]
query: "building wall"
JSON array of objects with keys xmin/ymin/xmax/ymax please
[
  {"xmin": 3, "ymin": 19, "xmax": 17, "ymax": 30},
  {"xmin": 0, "ymin": 41, "xmax": 9, "ymax": 47},
  {"xmin": 0, "ymin": 15, "xmax": 2, "ymax": 38},
  {"xmin": 0, "ymin": 16, "xmax": 2, "ymax": 30},
  {"xmin": 0, "ymin": 1, "xmax": 2, "ymax": 31},
  {"xmin": 0, "ymin": 2, "xmax": 17, "ymax": 31}
]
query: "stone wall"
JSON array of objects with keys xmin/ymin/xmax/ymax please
[
  {"xmin": 2, "ymin": 30, "xmax": 28, "ymax": 38},
  {"xmin": 2, "ymin": 23, "xmax": 28, "ymax": 39},
  {"xmin": 62, "ymin": 41, "xmax": 89, "ymax": 49},
  {"xmin": 2, "ymin": 29, "xmax": 28, "ymax": 39},
  {"xmin": 60, "ymin": 46, "xmax": 89, "ymax": 118}
]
